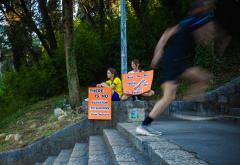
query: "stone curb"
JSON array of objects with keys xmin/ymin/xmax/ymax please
[{"xmin": 117, "ymin": 123, "xmax": 209, "ymax": 165}]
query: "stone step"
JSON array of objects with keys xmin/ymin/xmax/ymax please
[
  {"xmin": 167, "ymin": 101, "xmax": 217, "ymax": 117},
  {"xmin": 43, "ymin": 156, "xmax": 57, "ymax": 165},
  {"xmin": 117, "ymin": 123, "xmax": 209, "ymax": 165},
  {"xmin": 53, "ymin": 149, "xmax": 72, "ymax": 165},
  {"xmin": 103, "ymin": 129, "xmax": 150, "ymax": 165},
  {"xmin": 229, "ymin": 108, "xmax": 240, "ymax": 115},
  {"xmin": 172, "ymin": 113, "xmax": 221, "ymax": 121},
  {"xmin": 88, "ymin": 136, "xmax": 111, "ymax": 165},
  {"xmin": 68, "ymin": 143, "xmax": 88, "ymax": 165},
  {"xmin": 34, "ymin": 162, "xmax": 42, "ymax": 165},
  {"xmin": 172, "ymin": 113, "xmax": 240, "ymax": 122}
]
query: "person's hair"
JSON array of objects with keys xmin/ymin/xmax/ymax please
[
  {"xmin": 132, "ymin": 59, "xmax": 140, "ymax": 66},
  {"xmin": 131, "ymin": 59, "xmax": 141, "ymax": 70},
  {"xmin": 107, "ymin": 67, "xmax": 117, "ymax": 78}
]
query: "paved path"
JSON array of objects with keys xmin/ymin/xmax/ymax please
[{"xmin": 152, "ymin": 117, "xmax": 240, "ymax": 165}]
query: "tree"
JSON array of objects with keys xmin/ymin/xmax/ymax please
[
  {"xmin": 0, "ymin": 0, "xmax": 58, "ymax": 69},
  {"xmin": 62, "ymin": 0, "xmax": 81, "ymax": 108},
  {"xmin": 0, "ymin": 1, "xmax": 36, "ymax": 70},
  {"xmin": 128, "ymin": 0, "xmax": 156, "ymax": 48},
  {"xmin": 38, "ymin": 0, "xmax": 57, "ymax": 51}
]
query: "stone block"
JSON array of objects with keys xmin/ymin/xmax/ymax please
[
  {"xmin": 206, "ymin": 92, "xmax": 217, "ymax": 102},
  {"xmin": 53, "ymin": 149, "xmax": 72, "ymax": 165},
  {"xmin": 235, "ymin": 83, "xmax": 240, "ymax": 92},
  {"xmin": 218, "ymin": 95, "xmax": 228, "ymax": 104},
  {"xmin": 42, "ymin": 156, "xmax": 56, "ymax": 165},
  {"xmin": 127, "ymin": 108, "xmax": 145, "ymax": 122}
]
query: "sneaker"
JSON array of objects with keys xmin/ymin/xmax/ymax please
[
  {"xmin": 136, "ymin": 125, "xmax": 162, "ymax": 136},
  {"xmin": 145, "ymin": 126, "xmax": 163, "ymax": 135},
  {"xmin": 84, "ymin": 98, "xmax": 89, "ymax": 101}
]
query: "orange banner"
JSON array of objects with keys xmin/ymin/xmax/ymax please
[
  {"xmin": 88, "ymin": 87, "xmax": 112, "ymax": 120},
  {"xmin": 122, "ymin": 70, "xmax": 154, "ymax": 95}
]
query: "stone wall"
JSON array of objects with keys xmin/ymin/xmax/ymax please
[
  {"xmin": 204, "ymin": 76, "xmax": 240, "ymax": 113},
  {"xmin": 167, "ymin": 76, "xmax": 240, "ymax": 116}
]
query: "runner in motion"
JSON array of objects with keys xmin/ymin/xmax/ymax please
[{"xmin": 136, "ymin": 0, "xmax": 215, "ymax": 136}]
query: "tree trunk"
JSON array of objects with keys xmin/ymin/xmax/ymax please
[
  {"xmin": 38, "ymin": 0, "xmax": 57, "ymax": 50},
  {"xmin": 63, "ymin": 0, "xmax": 81, "ymax": 108}
]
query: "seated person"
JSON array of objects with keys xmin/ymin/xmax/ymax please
[
  {"xmin": 121, "ymin": 59, "xmax": 155, "ymax": 101},
  {"xmin": 96, "ymin": 68, "xmax": 122, "ymax": 101}
]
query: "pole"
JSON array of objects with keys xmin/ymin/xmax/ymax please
[{"xmin": 120, "ymin": 0, "xmax": 127, "ymax": 76}]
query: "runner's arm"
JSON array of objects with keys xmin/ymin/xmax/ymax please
[{"xmin": 151, "ymin": 25, "xmax": 180, "ymax": 68}]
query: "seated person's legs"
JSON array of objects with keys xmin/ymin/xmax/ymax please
[
  {"xmin": 142, "ymin": 90, "xmax": 155, "ymax": 97},
  {"xmin": 122, "ymin": 90, "xmax": 155, "ymax": 101},
  {"xmin": 121, "ymin": 94, "xmax": 132, "ymax": 100},
  {"xmin": 112, "ymin": 91, "xmax": 121, "ymax": 101}
]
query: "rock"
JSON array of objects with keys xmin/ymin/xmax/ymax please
[
  {"xmin": 67, "ymin": 118, "xmax": 73, "ymax": 122},
  {"xmin": 51, "ymin": 121, "xmax": 60, "ymax": 129},
  {"xmin": 16, "ymin": 120, "xmax": 24, "ymax": 125},
  {"xmin": 38, "ymin": 125, "xmax": 47, "ymax": 131},
  {"xmin": 58, "ymin": 115, "xmax": 67, "ymax": 122},
  {"xmin": 75, "ymin": 106, "xmax": 81, "ymax": 111},
  {"xmin": 14, "ymin": 134, "xmax": 22, "ymax": 141},
  {"xmin": 5, "ymin": 134, "xmax": 15, "ymax": 141},
  {"xmin": 66, "ymin": 105, "xmax": 72, "ymax": 111},
  {"xmin": 54, "ymin": 108, "xmax": 67, "ymax": 118},
  {"xmin": 30, "ymin": 123, "xmax": 38, "ymax": 129},
  {"xmin": 0, "ymin": 133, "xmax": 7, "ymax": 139}
]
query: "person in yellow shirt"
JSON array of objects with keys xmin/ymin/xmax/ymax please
[{"xmin": 96, "ymin": 68, "xmax": 122, "ymax": 101}]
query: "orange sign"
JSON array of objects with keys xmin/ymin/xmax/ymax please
[
  {"xmin": 122, "ymin": 70, "xmax": 154, "ymax": 95},
  {"xmin": 88, "ymin": 87, "xmax": 112, "ymax": 120}
]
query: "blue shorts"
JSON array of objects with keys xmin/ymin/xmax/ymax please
[{"xmin": 112, "ymin": 92, "xmax": 120, "ymax": 101}]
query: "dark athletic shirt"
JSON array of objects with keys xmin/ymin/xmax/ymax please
[{"xmin": 161, "ymin": 13, "xmax": 213, "ymax": 65}]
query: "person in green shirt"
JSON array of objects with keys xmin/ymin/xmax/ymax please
[{"xmin": 96, "ymin": 68, "xmax": 123, "ymax": 101}]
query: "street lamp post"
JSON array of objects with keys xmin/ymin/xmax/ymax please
[{"xmin": 121, "ymin": 0, "xmax": 127, "ymax": 76}]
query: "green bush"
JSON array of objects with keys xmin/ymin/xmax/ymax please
[
  {"xmin": 0, "ymin": 52, "xmax": 67, "ymax": 121},
  {"xmin": 74, "ymin": 22, "xmax": 106, "ymax": 85},
  {"xmin": 194, "ymin": 43, "xmax": 214, "ymax": 69}
]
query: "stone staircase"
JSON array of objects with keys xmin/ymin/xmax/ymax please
[
  {"xmin": 34, "ymin": 123, "xmax": 208, "ymax": 165},
  {"xmin": 35, "ymin": 143, "xmax": 88, "ymax": 165}
]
